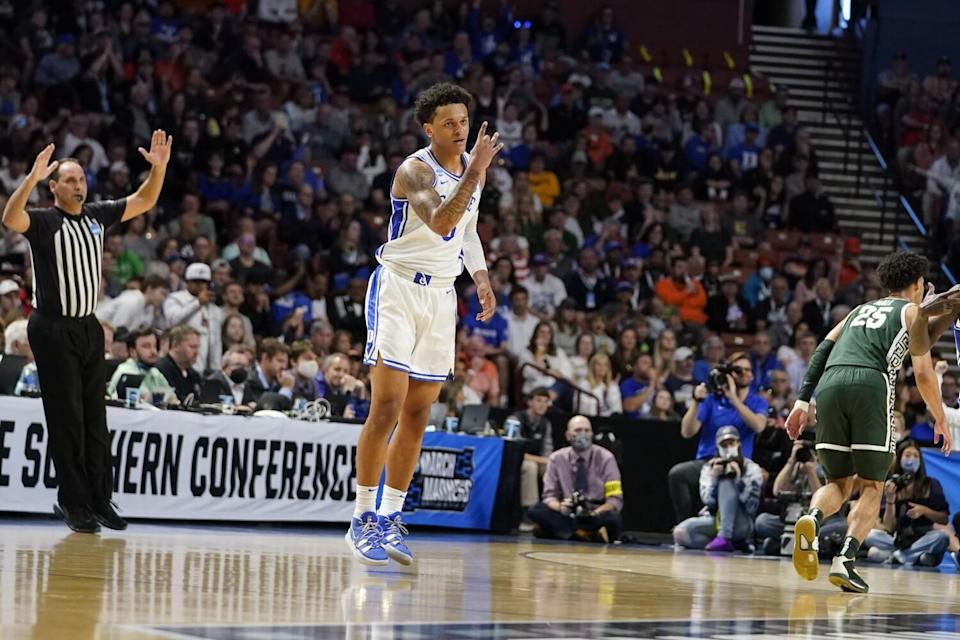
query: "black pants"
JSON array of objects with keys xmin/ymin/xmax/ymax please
[
  {"xmin": 668, "ymin": 458, "xmax": 708, "ymax": 524},
  {"xmin": 527, "ymin": 502, "xmax": 623, "ymax": 541},
  {"xmin": 28, "ymin": 312, "xmax": 110, "ymax": 508}
]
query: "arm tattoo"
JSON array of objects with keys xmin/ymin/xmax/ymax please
[{"xmin": 394, "ymin": 159, "xmax": 481, "ymax": 236}]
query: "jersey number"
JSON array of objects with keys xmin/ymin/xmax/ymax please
[
  {"xmin": 850, "ymin": 304, "xmax": 891, "ymax": 330},
  {"xmin": 442, "ymin": 228, "xmax": 456, "ymax": 241}
]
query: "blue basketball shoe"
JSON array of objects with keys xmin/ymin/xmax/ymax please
[
  {"xmin": 345, "ymin": 511, "xmax": 388, "ymax": 566},
  {"xmin": 380, "ymin": 512, "xmax": 413, "ymax": 565}
]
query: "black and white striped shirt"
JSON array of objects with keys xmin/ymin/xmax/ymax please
[{"xmin": 23, "ymin": 199, "xmax": 125, "ymax": 318}]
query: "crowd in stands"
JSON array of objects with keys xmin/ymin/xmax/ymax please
[
  {"xmin": 0, "ymin": 1, "xmax": 956, "ymax": 546},
  {"xmin": 876, "ymin": 50, "xmax": 960, "ymax": 263}
]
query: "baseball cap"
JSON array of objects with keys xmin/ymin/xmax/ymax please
[
  {"xmin": 616, "ymin": 280, "xmax": 632, "ymax": 293},
  {"xmin": 531, "ymin": 253, "xmax": 549, "ymax": 267},
  {"xmin": 622, "ymin": 257, "xmax": 642, "ymax": 269},
  {"xmin": 211, "ymin": 258, "xmax": 231, "ymax": 271},
  {"xmin": 110, "ymin": 161, "xmax": 129, "ymax": 174},
  {"xmin": 588, "ymin": 106, "xmax": 605, "ymax": 118},
  {"xmin": 0, "ymin": 280, "xmax": 19, "ymax": 296},
  {"xmin": 674, "ymin": 346, "xmax": 694, "ymax": 362},
  {"xmin": 604, "ymin": 240, "xmax": 623, "ymax": 253},
  {"xmin": 716, "ymin": 425, "xmax": 741, "ymax": 446},
  {"xmin": 185, "ymin": 262, "xmax": 212, "ymax": 282}
]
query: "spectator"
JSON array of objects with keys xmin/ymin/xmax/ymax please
[
  {"xmin": 620, "ymin": 353, "xmax": 656, "ymax": 420},
  {"xmin": 706, "ymin": 273, "xmax": 752, "ymax": 333},
  {"xmin": 97, "ymin": 274, "xmax": 169, "ymax": 333},
  {"xmin": 506, "ymin": 387, "xmax": 554, "ymax": 525},
  {"xmin": 461, "ymin": 334, "xmax": 500, "ymax": 407},
  {"xmin": 163, "ymin": 262, "xmax": 223, "ymax": 374},
  {"xmin": 523, "ymin": 254, "xmax": 568, "ymax": 320},
  {"xmin": 317, "ymin": 352, "xmax": 367, "ymax": 418},
  {"xmin": 0, "ymin": 280, "xmax": 24, "ymax": 327},
  {"xmin": 330, "ymin": 275, "xmax": 368, "ymax": 343},
  {"xmin": 288, "ymin": 341, "xmax": 322, "ymax": 402},
  {"xmin": 665, "ymin": 346, "xmax": 697, "ymax": 407},
  {"xmin": 767, "ymin": 369, "xmax": 796, "ymax": 415},
  {"xmin": 565, "ymin": 247, "xmax": 614, "ymax": 312},
  {"xmin": 569, "ymin": 333, "xmax": 596, "ymax": 383},
  {"xmin": 693, "ymin": 336, "xmax": 726, "ymax": 383},
  {"xmin": 864, "ymin": 441, "xmax": 950, "ymax": 567},
  {"xmin": 669, "ymin": 352, "xmax": 768, "ymax": 523},
  {"xmin": 245, "ymin": 338, "xmax": 295, "ymax": 410},
  {"xmin": 785, "ymin": 331, "xmax": 819, "ymax": 395},
  {"xmin": 788, "ymin": 175, "xmax": 837, "ymax": 233},
  {"xmin": 673, "ymin": 426, "xmax": 764, "ymax": 551},
  {"xmin": 647, "ymin": 389, "xmax": 680, "ymax": 421},
  {"xmin": 6, "ymin": 320, "xmax": 36, "ymax": 396},
  {"xmin": 204, "ymin": 346, "xmax": 256, "ymax": 407},
  {"xmin": 528, "ymin": 415, "xmax": 623, "ymax": 542},
  {"xmin": 504, "ymin": 285, "xmax": 540, "ymax": 359},
  {"xmin": 155, "ymin": 325, "xmax": 202, "ymax": 403},
  {"xmin": 749, "ymin": 331, "xmax": 782, "ymax": 391},
  {"xmin": 741, "ymin": 258, "xmax": 776, "ymax": 309},
  {"xmin": 519, "ymin": 321, "xmax": 574, "ymax": 396},
  {"xmin": 576, "ymin": 352, "xmax": 622, "ymax": 417},
  {"xmin": 801, "ymin": 279, "xmax": 835, "ymax": 338},
  {"xmin": 107, "ymin": 328, "xmax": 176, "ymax": 405},
  {"xmin": 655, "ymin": 256, "xmax": 708, "ymax": 324}
]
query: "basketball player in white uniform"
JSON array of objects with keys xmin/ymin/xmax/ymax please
[{"xmin": 346, "ymin": 83, "xmax": 503, "ymax": 565}]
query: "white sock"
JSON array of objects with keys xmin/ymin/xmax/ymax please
[
  {"xmin": 354, "ymin": 485, "xmax": 378, "ymax": 518},
  {"xmin": 378, "ymin": 486, "xmax": 407, "ymax": 516}
]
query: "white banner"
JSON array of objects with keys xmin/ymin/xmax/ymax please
[{"xmin": 0, "ymin": 397, "xmax": 362, "ymax": 521}]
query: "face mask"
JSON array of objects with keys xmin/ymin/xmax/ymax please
[
  {"xmin": 719, "ymin": 445, "xmax": 739, "ymax": 460},
  {"xmin": 570, "ymin": 433, "xmax": 592, "ymax": 452},
  {"xmin": 759, "ymin": 266, "xmax": 774, "ymax": 281},
  {"xmin": 297, "ymin": 360, "xmax": 320, "ymax": 379},
  {"xmin": 229, "ymin": 367, "xmax": 249, "ymax": 384},
  {"xmin": 901, "ymin": 457, "xmax": 920, "ymax": 474}
]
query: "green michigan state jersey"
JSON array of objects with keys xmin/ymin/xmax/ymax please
[{"xmin": 825, "ymin": 297, "xmax": 911, "ymax": 376}]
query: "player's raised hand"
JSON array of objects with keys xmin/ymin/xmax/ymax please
[
  {"xmin": 29, "ymin": 144, "xmax": 59, "ymax": 183},
  {"xmin": 785, "ymin": 406, "xmax": 808, "ymax": 440},
  {"xmin": 468, "ymin": 121, "xmax": 504, "ymax": 171},
  {"xmin": 138, "ymin": 129, "xmax": 173, "ymax": 168}
]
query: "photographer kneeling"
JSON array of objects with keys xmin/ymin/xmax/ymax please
[
  {"xmin": 755, "ymin": 434, "xmax": 847, "ymax": 555},
  {"xmin": 527, "ymin": 415, "xmax": 623, "ymax": 542},
  {"xmin": 673, "ymin": 427, "xmax": 765, "ymax": 551},
  {"xmin": 863, "ymin": 440, "xmax": 950, "ymax": 566},
  {"xmin": 669, "ymin": 352, "xmax": 768, "ymax": 523}
]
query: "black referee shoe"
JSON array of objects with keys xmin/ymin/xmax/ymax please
[
  {"xmin": 91, "ymin": 500, "xmax": 128, "ymax": 530},
  {"xmin": 53, "ymin": 503, "xmax": 100, "ymax": 534}
]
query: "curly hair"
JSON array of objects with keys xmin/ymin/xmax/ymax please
[
  {"xmin": 877, "ymin": 252, "xmax": 928, "ymax": 292},
  {"xmin": 413, "ymin": 82, "xmax": 473, "ymax": 125}
]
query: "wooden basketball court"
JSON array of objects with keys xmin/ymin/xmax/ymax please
[{"xmin": 1, "ymin": 517, "xmax": 959, "ymax": 639}]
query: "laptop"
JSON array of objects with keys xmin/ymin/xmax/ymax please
[
  {"xmin": 116, "ymin": 373, "xmax": 144, "ymax": 399},
  {"xmin": 458, "ymin": 404, "xmax": 490, "ymax": 435},
  {"xmin": 0, "ymin": 354, "xmax": 27, "ymax": 395},
  {"xmin": 200, "ymin": 378, "xmax": 227, "ymax": 404}
]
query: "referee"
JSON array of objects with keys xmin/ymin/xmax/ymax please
[{"xmin": 1, "ymin": 131, "xmax": 172, "ymax": 533}]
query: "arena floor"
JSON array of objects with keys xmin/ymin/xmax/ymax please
[{"xmin": 1, "ymin": 517, "xmax": 958, "ymax": 639}]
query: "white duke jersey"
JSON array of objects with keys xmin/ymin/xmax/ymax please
[{"xmin": 378, "ymin": 146, "xmax": 482, "ymax": 286}]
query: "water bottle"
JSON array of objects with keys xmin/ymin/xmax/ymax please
[
  {"xmin": 503, "ymin": 416, "xmax": 521, "ymax": 439},
  {"xmin": 23, "ymin": 370, "xmax": 39, "ymax": 396}
]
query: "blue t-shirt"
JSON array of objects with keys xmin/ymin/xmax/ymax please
[
  {"xmin": 464, "ymin": 312, "xmax": 508, "ymax": 348},
  {"xmin": 695, "ymin": 391, "xmax": 768, "ymax": 459},
  {"xmin": 619, "ymin": 377, "xmax": 651, "ymax": 419}
]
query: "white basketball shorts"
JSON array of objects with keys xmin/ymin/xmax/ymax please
[{"xmin": 362, "ymin": 265, "xmax": 456, "ymax": 382}]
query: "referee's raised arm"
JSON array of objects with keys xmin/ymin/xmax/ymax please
[
  {"xmin": 1, "ymin": 143, "xmax": 59, "ymax": 233},
  {"xmin": 120, "ymin": 129, "xmax": 173, "ymax": 222}
]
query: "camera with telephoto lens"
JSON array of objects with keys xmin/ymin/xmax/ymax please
[
  {"xmin": 795, "ymin": 439, "xmax": 815, "ymax": 463},
  {"xmin": 889, "ymin": 471, "xmax": 914, "ymax": 490},
  {"xmin": 708, "ymin": 363, "xmax": 743, "ymax": 396},
  {"xmin": 570, "ymin": 491, "xmax": 591, "ymax": 517}
]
